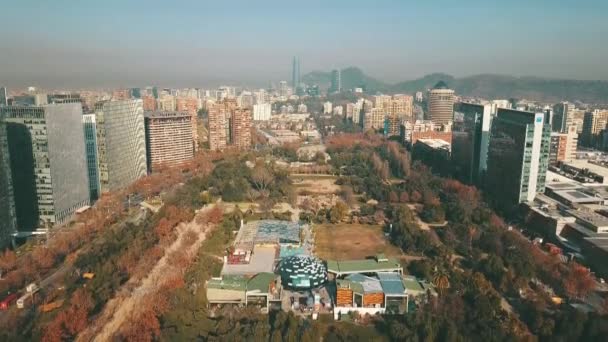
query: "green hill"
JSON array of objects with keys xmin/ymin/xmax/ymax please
[{"xmin": 302, "ymin": 68, "xmax": 608, "ymax": 103}]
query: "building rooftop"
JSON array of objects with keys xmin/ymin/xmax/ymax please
[
  {"xmin": 246, "ymin": 272, "xmax": 276, "ymax": 294},
  {"xmin": 553, "ymin": 190, "xmax": 602, "ymax": 204},
  {"xmin": 144, "ymin": 110, "xmax": 191, "ymax": 119},
  {"xmin": 416, "ymin": 138, "xmax": 451, "ymax": 151},
  {"xmin": 345, "ymin": 274, "xmax": 383, "ymax": 293},
  {"xmin": 432, "ymin": 81, "xmax": 450, "ymax": 90},
  {"xmin": 567, "ymin": 210, "xmax": 608, "ymax": 229},
  {"xmin": 401, "ymin": 275, "xmax": 425, "ymax": 294},
  {"xmin": 377, "ymin": 272, "xmax": 407, "ymax": 296},
  {"xmin": 326, "ymin": 257, "xmax": 402, "ymax": 275},
  {"xmin": 207, "ymin": 275, "xmax": 249, "ymax": 291}
]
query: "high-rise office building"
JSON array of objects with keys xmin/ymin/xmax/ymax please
[
  {"xmin": 552, "ymin": 101, "xmax": 575, "ymax": 133},
  {"xmin": 279, "ymin": 81, "xmax": 289, "ymax": 98},
  {"xmin": 145, "ymin": 111, "xmax": 194, "ymax": 172},
  {"xmin": 231, "ymin": 108, "xmax": 252, "ymax": 149},
  {"xmin": 82, "ymin": 114, "xmax": 100, "ymax": 202},
  {"xmin": 452, "ymin": 103, "xmax": 493, "ymax": 185},
  {"xmin": 95, "ymin": 100, "xmax": 147, "ymax": 193},
  {"xmin": 253, "ymin": 103, "xmax": 271, "ymax": 121},
  {"xmin": 330, "ymin": 69, "xmax": 341, "ymax": 93},
  {"xmin": 1, "ymin": 103, "xmax": 90, "ymax": 231},
  {"xmin": 0, "ymin": 87, "xmax": 8, "ymax": 106},
  {"xmin": 208, "ymin": 102, "xmax": 228, "ymax": 150},
  {"xmin": 485, "ymin": 109, "xmax": 551, "ymax": 212},
  {"xmin": 176, "ymin": 97, "xmax": 199, "ymax": 151},
  {"xmin": 130, "ymin": 88, "xmax": 142, "ymax": 99},
  {"xmin": 0, "ymin": 116, "xmax": 17, "ymax": 248},
  {"xmin": 549, "ymin": 125, "xmax": 578, "ymax": 164},
  {"xmin": 581, "ymin": 110, "xmax": 608, "ymax": 148},
  {"xmin": 427, "ymin": 81, "xmax": 455, "ymax": 125},
  {"xmin": 292, "ymin": 57, "xmax": 301, "ymax": 90}
]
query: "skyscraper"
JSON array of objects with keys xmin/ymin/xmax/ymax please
[
  {"xmin": 552, "ymin": 101, "xmax": 575, "ymax": 133},
  {"xmin": 208, "ymin": 102, "xmax": 228, "ymax": 150},
  {"xmin": 485, "ymin": 109, "xmax": 551, "ymax": 212},
  {"xmin": 292, "ymin": 57, "xmax": 301, "ymax": 90},
  {"xmin": 231, "ymin": 108, "xmax": 252, "ymax": 149},
  {"xmin": 581, "ymin": 110, "xmax": 608, "ymax": 148},
  {"xmin": 549, "ymin": 125, "xmax": 578, "ymax": 164},
  {"xmin": 0, "ymin": 87, "xmax": 7, "ymax": 106},
  {"xmin": 330, "ymin": 69, "xmax": 341, "ymax": 93},
  {"xmin": 176, "ymin": 97, "xmax": 199, "ymax": 151},
  {"xmin": 427, "ymin": 81, "xmax": 455, "ymax": 125},
  {"xmin": 0, "ymin": 115, "xmax": 17, "ymax": 248},
  {"xmin": 145, "ymin": 111, "xmax": 194, "ymax": 172},
  {"xmin": 1, "ymin": 103, "xmax": 90, "ymax": 231},
  {"xmin": 83, "ymin": 114, "xmax": 100, "ymax": 202},
  {"xmin": 95, "ymin": 100, "xmax": 147, "ymax": 193},
  {"xmin": 452, "ymin": 103, "xmax": 493, "ymax": 185}
]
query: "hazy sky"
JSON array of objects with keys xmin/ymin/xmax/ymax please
[{"xmin": 1, "ymin": 0, "xmax": 607, "ymax": 88}]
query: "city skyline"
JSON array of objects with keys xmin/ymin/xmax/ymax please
[{"xmin": 1, "ymin": 1, "xmax": 608, "ymax": 88}]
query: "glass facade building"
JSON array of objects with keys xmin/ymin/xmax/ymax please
[
  {"xmin": 486, "ymin": 109, "xmax": 551, "ymax": 212},
  {"xmin": 95, "ymin": 100, "xmax": 147, "ymax": 193},
  {"xmin": 0, "ymin": 116, "xmax": 17, "ymax": 247},
  {"xmin": 1, "ymin": 103, "xmax": 90, "ymax": 231},
  {"xmin": 83, "ymin": 114, "xmax": 100, "ymax": 202},
  {"xmin": 452, "ymin": 103, "xmax": 493, "ymax": 185}
]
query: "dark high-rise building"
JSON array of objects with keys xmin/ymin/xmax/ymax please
[
  {"xmin": 130, "ymin": 88, "xmax": 142, "ymax": 99},
  {"xmin": 552, "ymin": 101, "xmax": 575, "ymax": 133},
  {"xmin": 292, "ymin": 57, "xmax": 301, "ymax": 90},
  {"xmin": 0, "ymin": 87, "xmax": 7, "ymax": 106},
  {"xmin": 1, "ymin": 103, "xmax": 90, "ymax": 231},
  {"xmin": 452, "ymin": 103, "xmax": 493, "ymax": 185},
  {"xmin": 83, "ymin": 114, "xmax": 100, "ymax": 202},
  {"xmin": 330, "ymin": 69, "xmax": 341, "ymax": 93},
  {"xmin": 485, "ymin": 109, "xmax": 551, "ymax": 213},
  {"xmin": 0, "ymin": 115, "xmax": 17, "ymax": 248}
]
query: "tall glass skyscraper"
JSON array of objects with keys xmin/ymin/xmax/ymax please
[
  {"xmin": 0, "ymin": 115, "xmax": 17, "ymax": 247},
  {"xmin": 83, "ymin": 114, "xmax": 100, "ymax": 202},
  {"xmin": 292, "ymin": 57, "xmax": 300, "ymax": 90},
  {"xmin": 95, "ymin": 100, "xmax": 147, "ymax": 193},
  {"xmin": 485, "ymin": 108, "xmax": 551, "ymax": 213},
  {"xmin": 1, "ymin": 103, "xmax": 90, "ymax": 231},
  {"xmin": 452, "ymin": 102, "xmax": 493, "ymax": 185}
]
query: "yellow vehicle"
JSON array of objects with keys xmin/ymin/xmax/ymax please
[
  {"xmin": 40, "ymin": 300, "xmax": 64, "ymax": 313},
  {"xmin": 82, "ymin": 273, "xmax": 95, "ymax": 280}
]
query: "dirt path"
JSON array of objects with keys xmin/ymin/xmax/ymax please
[{"xmin": 77, "ymin": 206, "xmax": 216, "ymax": 342}]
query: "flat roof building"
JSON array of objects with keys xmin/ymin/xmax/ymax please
[
  {"xmin": 452, "ymin": 102, "xmax": 493, "ymax": 185},
  {"xmin": 486, "ymin": 109, "xmax": 551, "ymax": 212},
  {"xmin": 1, "ymin": 103, "xmax": 90, "ymax": 231},
  {"xmin": 95, "ymin": 100, "xmax": 147, "ymax": 193},
  {"xmin": 144, "ymin": 111, "xmax": 194, "ymax": 172}
]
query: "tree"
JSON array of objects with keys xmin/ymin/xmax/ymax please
[
  {"xmin": 399, "ymin": 192, "xmax": 409, "ymax": 203},
  {"xmin": 411, "ymin": 190, "xmax": 422, "ymax": 203},
  {"xmin": 433, "ymin": 269, "xmax": 450, "ymax": 295},
  {"xmin": 0, "ymin": 250, "xmax": 17, "ymax": 272},
  {"xmin": 251, "ymin": 165, "xmax": 274, "ymax": 192},
  {"xmin": 563, "ymin": 263, "xmax": 595, "ymax": 299},
  {"xmin": 389, "ymin": 191, "xmax": 398, "ymax": 203},
  {"xmin": 330, "ymin": 201, "xmax": 349, "ymax": 223}
]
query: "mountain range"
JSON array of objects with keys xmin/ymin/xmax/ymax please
[{"xmin": 302, "ymin": 67, "xmax": 608, "ymax": 104}]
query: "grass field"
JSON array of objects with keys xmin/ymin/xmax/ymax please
[
  {"xmin": 290, "ymin": 174, "xmax": 340, "ymax": 194},
  {"xmin": 313, "ymin": 224, "xmax": 404, "ymax": 260}
]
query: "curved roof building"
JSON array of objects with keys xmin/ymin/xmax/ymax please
[
  {"xmin": 278, "ymin": 255, "xmax": 327, "ymax": 290},
  {"xmin": 428, "ymin": 81, "xmax": 455, "ymax": 125}
]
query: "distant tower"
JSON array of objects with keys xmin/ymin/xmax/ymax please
[
  {"xmin": 292, "ymin": 57, "xmax": 301, "ymax": 90},
  {"xmin": 427, "ymin": 81, "xmax": 455, "ymax": 125},
  {"xmin": 330, "ymin": 69, "xmax": 341, "ymax": 93},
  {"xmin": 0, "ymin": 87, "xmax": 7, "ymax": 106}
]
